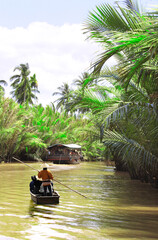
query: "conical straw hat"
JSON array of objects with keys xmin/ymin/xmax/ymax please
[{"xmin": 41, "ymin": 163, "xmax": 49, "ymax": 169}]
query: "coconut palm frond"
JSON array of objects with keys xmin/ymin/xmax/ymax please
[
  {"xmin": 0, "ymin": 80, "xmax": 7, "ymax": 86},
  {"xmin": 84, "ymin": 2, "xmax": 158, "ymax": 93},
  {"xmin": 103, "ymin": 130, "xmax": 158, "ymax": 171},
  {"xmin": 85, "ymin": 3, "xmax": 133, "ymax": 34},
  {"xmin": 0, "ymin": 80, "xmax": 7, "ymax": 92},
  {"xmin": 124, "ymin": 0, "xmax": 139, "ymax": 12},
  {"xmin": 106, "ymin": 103, "xmax": 131, "ymax": 126},
  {"xmin": 75, "ymin": 88, "xmax": 120, "ymax": 114},
  {"xmin": 106, "ymin": 101, "xmax": 157, "ymax": 127},
  {"xmin": 126, "ymin": 81, "xmax": 149, "ymax": 102}
]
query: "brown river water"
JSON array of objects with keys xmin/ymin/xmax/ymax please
[{"xmin": 0, "ymin": 162, "xmax": 158, "ymax": 240}]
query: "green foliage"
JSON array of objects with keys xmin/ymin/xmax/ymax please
[
  {"xmin": 84, "ymin": 1, "xmax": 158, "ymax": 102},
  {"xmin": 103, "ymin": 130, "xmax": 158, "ymax": 178},
  {"xmin": 0, "ymin": 98, "xmax": 47, "ymax": 162},
  {"xmin": 77, "ymin": 0, "xmax": 158, "ymax": 185},
  {"xmin": 0, "ymin": 96, "xmax": 93, "ymax": 162}
]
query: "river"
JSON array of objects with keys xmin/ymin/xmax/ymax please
[{"xmin": 0, "ymin": 162, "xmax": 158, "ymax": 240}]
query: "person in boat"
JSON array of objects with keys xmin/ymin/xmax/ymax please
[
  {"xmin": 38, "ymin": 165, "xmax": 54, "ymax": 196},
  {"xmin": 30, "ymin": 176, "xmax": 42, "ymax": 193},
  {"xmin": 30, "ymin": 177, "xmax": 35, "ymax": 193}
]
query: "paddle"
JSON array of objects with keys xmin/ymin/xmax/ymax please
[{"xmin": 12, "ymin": 157, "xmax": 88, "ymax": 198}]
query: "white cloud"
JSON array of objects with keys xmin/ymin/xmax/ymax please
[{"xmin": 0, "ymin": 22, "xmax": 101, "ymax": 106}]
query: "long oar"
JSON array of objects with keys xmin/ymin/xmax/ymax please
[
  {"xmin": 12, "ymin": 157, "xmax": 88, "ymax": 198},
  {"xmin": 13, "ymin": 157, "xmax": 40, "ymax": 172},
  {"xmin": 51, "ymin": 178, "xmax": 88, "ymax": 198}
]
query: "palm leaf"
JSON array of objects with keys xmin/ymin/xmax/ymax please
[
  {"xmin": 84, "ymin": 2, "xmax": 158, "ymax": 92},
  {"xmin": 103, "ymin": 130, "xmax": 158, "ymax": 172},
  {"xmin": 105, "ymin": 101, "xmax": 157, "ymax": 127}
]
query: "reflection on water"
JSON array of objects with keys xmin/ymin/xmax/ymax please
[{"xmin": 0, "ymin": 162, "xmax": 158, "ymax": 240}]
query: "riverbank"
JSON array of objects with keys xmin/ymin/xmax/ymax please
[{"xmin": 0, "ymin": 161, "xmax": 80, "ymax": 172}]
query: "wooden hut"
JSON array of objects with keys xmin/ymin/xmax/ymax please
[{"xmin": 47, "ymin": 143, "xmax": 83, "ymax": 164}]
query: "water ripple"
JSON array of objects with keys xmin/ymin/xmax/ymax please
[{"xmin": 0, "ymin": 162, "xmax": 158, "ymax": 240}]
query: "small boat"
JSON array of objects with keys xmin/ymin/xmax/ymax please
[
  {"xmin": 47, "ymin": 143, "xmax": 84, "ymax": 164},
  {"xmin": 30, "ymin": 190, "xmax": 60, "ymax": 204}
]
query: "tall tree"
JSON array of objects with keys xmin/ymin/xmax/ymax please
[{"xmin": 10, "ymin": 63, "xmax": 39, "ymax": 105}]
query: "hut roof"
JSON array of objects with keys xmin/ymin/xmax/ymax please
[{"xmin": 48, "ymin": 143, "xmax": 81, "ymax": 150}]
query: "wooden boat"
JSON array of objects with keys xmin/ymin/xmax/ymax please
[
  {"xmin": 30, "ymin": 191, "xmax": 60, "ymax": 204},
  {"xmin": 47, "ymin": 143, "xmax": 83, "ymax": 164}
]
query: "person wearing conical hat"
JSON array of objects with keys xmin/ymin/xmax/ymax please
[{"xmin": 38, "ymin": 164, "xmax": 53, "ymax": 196}]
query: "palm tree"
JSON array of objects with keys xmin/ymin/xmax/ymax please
[
  {"xmin": 52, "ymin": 83, "xmax": 72, "ymax": 111},
  {"xmin": 73, "ymin": 72, "xmax": 95, "ymax": 88},
  {"xmin": 10, "ymin": 63, "xmax": 39, "ymax": 105},
  {"xmin": 72, "ymin": 74, "xmax": 158, "ymax": 181},
  {"xmin": 71, "ymin": 0, "xmax": 158, "ymax": 180}
]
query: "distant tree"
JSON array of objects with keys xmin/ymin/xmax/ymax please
[
  {"xmin": 74, "ymin": 72, "xmax": 90, "ymax": 87},
  {"xmin": 0, "ymin": 79, "xmax": 7, "ymax": 100},
  {"xmin": 52, "ymin": 83, "xmax": 72, "ymax": 110},
  {"xmin": 10, "ymin": 63, "xmax": 39, "ymax": 105},
  {"xmin": 73, "ymin": 72, "xmax": 96, "ymax": 91}
]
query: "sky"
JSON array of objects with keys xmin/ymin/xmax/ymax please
[{"xmin": 0, "ymin": 0, "xmax": 157, "ymax": 106}]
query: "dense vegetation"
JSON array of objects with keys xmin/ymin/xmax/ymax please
[{"xmin": 0, "ymin": 0, "xmax": 158, "ymax": 187}]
